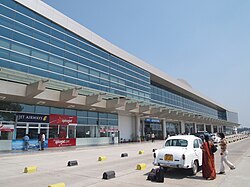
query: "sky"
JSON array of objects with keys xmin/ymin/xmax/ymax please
[{"xmin": 43, "ymin": 0, "xmax": 250, "ymax": 127}]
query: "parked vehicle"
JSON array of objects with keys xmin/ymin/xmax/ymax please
[
  {"xmin": 153, "ymin": 135, "xmax": 203, "ymax": 175},
  {"xmin": 193, "ymin": 131, "xmax": 211, "ymax": 142}
]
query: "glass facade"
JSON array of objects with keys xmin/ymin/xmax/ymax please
[
  {"xmin": 0, "ymin": 0, "xmax": 229, "ymax": 124},
  {"xmin": 151, "ymin": 83, "xmax": 227, "ymax": 120},
  {"xmin": 0, "ymin": 0, "xmax": 150, "ymax": 102}
]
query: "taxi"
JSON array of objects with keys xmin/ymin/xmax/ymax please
[{"xmin": 153, "ymin": 135, "xmax": 203, "ymax": 175}]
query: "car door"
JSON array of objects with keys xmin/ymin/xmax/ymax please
[{"xmin": 193, "ymin": 139, "xmax": 202, "ymax": 165}]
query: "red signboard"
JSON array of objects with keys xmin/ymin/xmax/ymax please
[
  {"xmin": 49, "ymin": 114, "xmax": 77, "ymax": 125},
  {"xmin": 0, "ymin": 124, "xmax": 14, "ymax": 132},
  {"xmin": 48, "ymin": 138, "xmax": 76, "ymax": 147}
]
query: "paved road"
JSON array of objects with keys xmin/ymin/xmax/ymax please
[{"xmin": 0, "ymin": 137, "xmax": 250, "ymax": 187}]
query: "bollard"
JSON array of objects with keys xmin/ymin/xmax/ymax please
[
  {"xmin": 24, "ymin": 166, "xmax": 37, "ymax": 173},
  {"xmin": 67, "ymin": 160, "xmax": 78, "ymax": 167},
  {"xmin": 121, "ymin": 153, "xmax": 128, "ymax": 157},
  {"xmin": 48, "ymin": 182, "xmax": 66, "ymax": 187},
  {"xmin": 138, "ymin": 150, "xmax": 144, "ymax": 154},
  {"xmin": 102, "ymin": 171, "xmax": 115, "ymax": 180},
  {"xmin": 136, "ymin": 163, "xmax": 146, "ymax": 170},
  {"xmin": 98, "ymin": 156, "xmax": 107, "ymax": 161}
]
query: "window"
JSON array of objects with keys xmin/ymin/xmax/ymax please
[
  {"xmin": 165, "ymin": 139, "xmax": 188, "ymax": 147},
  {"xmin": 11, "ymin": 43, "xmax": 30, "ymax": 55},
  {"xmin": 193, "ymin": 139, "xmax": 200, "ymax": 148}
]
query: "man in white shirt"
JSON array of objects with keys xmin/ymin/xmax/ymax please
[{"xmin": 41, "ymin": 133, "xmax": 45, "ymax": 150}]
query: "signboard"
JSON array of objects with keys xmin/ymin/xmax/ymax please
[
  {"xmin": 16, "ymin": 113, "xmax": 49, "ymax": 123},
  {"xmin": 99, "ymin": 128, "xmax": 118, "ymax": 133},
  {"xmin": 48, "ymin": 138, "xmax": 76, "ymax": 147},
  {"xmin": 49, "ymin": 114, "xmax": 77, "ymax": 125},
  {"xmin": 145, "ymin": 118, "xmax": 161, "ymax": 123},
  {"xmin": 0, "ymin": 124, "xmax": 14, "ymax": 132}
]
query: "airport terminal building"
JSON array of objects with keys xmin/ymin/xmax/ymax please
[{"xmin": 0, "ymin": 0, "xmax": 239, "ymax": 150}]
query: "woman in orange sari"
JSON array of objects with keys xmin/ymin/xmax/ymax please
[{"xmin": 201, "ymin": 135, "xmax": 216, "ymax": 180}]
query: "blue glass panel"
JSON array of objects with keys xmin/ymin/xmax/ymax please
[
  {"xmin": 0, "ymin": 4, "xmax": 16, "ymax": 19},
  {"xmin": 35, "ymin": 106, "xmax": 49, "ymax": 114},
  {"xmin": 0, "ymin": 26, "xmax": 12, "ymax": 38},
  {"xmin": 15, "ymin": 13, "xmax": 33, "ymax": 27},
  {"xmin": 51, "ymin": 107, "xmax": 64, "ymax": 115},
  {"xmin": 65, "ymin": 109, "xmax": 77, "ymax": 116},
  {"xmin": 0, "ymin": 15, "xmax": 15, "ymax": 29},
  {"xmin": 20, "ymin": 104, "xmax": 35, "ymax": 113},
  {"xmin": 33, "ymin": 21, "xmax": 50, "ymax": 34},
  {"xmin": 30, "ymin": 58, "xmax": 47, "ymax": 69},
  {"xmin": 48, "ymin": 63, "xmax": 63, "ymax": 74},
  {"xmin": 33, "ymin": 31, "xmax": 50, "ymax": 43},
  {"xmin": 0, "ymin": 48, "xmax": 10, "ymax": 59},
  {"xmin": 10, "ymin": 52, "xmax": 30, "ymax": 65},
  {"xmin": 51, "ymin": 29, "xmax": 64, "ymax": 40},
  {"xmin": 29, "ymin": 67, "xmax": 48, "ymax": 77},
  {"xmin": 77, "ymin": 110, "xmax": 87, "ymax": 117},
  {"xmin": 13, "ymin": 32, "xmax": 33, "ymax": 45},
  {"xmin": 16, "ymin": 3, "xmax": 35, "ymax": 18},
  {"xmin": 0, "ymin": 0, "xmax": 16, "ymax": 9}
]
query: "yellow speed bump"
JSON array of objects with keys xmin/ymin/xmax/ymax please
[
  {"xmin": 48, "ymin": 182, "xmax": 66, "ymax": 187},
  {"xmin": 136, "ymin": 163, "xmax": 146, "ymax": 170},
  {"xmin": 98, "ymin": 156, "xmax": 107, "ymax": 161},
  {"xmin": 138, "ymin": 150, "xmax": 144, "ymax": 154},
  {"xmin": 24, "ymin": 166, "xmax": 37, "ymax": 173}
]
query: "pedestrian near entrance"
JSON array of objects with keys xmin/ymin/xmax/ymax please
[
  {"xmin": 38, "ymin": 133, "xmax": 42, "ymax": 150},
  {"xmin": 111, "ymin": 132, "xmax": 115, "ymax": 144},
  {"xmin": 41, "ymin": 133, "xmax": 45, "ymax": 150},
  {"xmin": 200, "ymin": 135, "xmax": 216, "ymax": 180},
  {"xmin": 23, "ymin": 134, "xmax": 29, "ymax": 151},
  {"xmin": 151, "ymin": 133, "xmax": 155, "ymax": 142},
  {"xmin": 217, "ymin": 132, "xmax": 236, "ymax": 174}
]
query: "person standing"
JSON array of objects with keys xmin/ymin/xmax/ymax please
[
  {"xmin": 200, "ymin": 135, "xmax": 216, "ymax": 180},
  {"xmin": 151, "ymin": 133, "xmax": 155, "ymax": 142},
  {"xmin": 23, "ymin": 134, "xmax": 29, "ymax": 151},
  {"xmin": 217, "ymin": 132, "xmax": 236, "ymax": 174},
  {"xmin": 38, "ymin": 133, "xmax": 42, "ymax": 151},
  {"xmin": 41, "ymin": 133, "xmax": 45, "ymax": 150},
  {"xmin": 111, "ymin": 132, "xmax": 115, "ymax": 144}
]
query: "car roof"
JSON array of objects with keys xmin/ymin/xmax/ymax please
[{"xmin": 167, "ymin": 135, "xmax": 200, "ymax": 140}]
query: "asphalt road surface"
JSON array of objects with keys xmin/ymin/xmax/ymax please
[{"xmin": 0, "ymin": 137, "xmax": 249, "ymax": 187}]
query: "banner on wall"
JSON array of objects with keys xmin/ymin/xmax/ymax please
[
  {"xmin": 12, "ymin": 140, "xmax": 48, "ymax": 150},
  {"xmin": 48, "ymin": 138, "xmax": 76, "ymax": 147},
  {"xmin": 16, "ymin": 113, "xmax": 49, "ymax": 123},
  {"xmin": 49, "ymin": 114, "xmax": 77, "ymax": 125}
]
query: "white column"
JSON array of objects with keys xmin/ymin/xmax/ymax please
[
  {"xmin": 135, "ymin": 115, "xmax": 140, "ymax": 142},
  {"xmin": 194, "ymin": 123, "xmax": 197, "ymax": 133},
  {"xmin": 211, "ymin": 124, "xmax": 214, "ymax": 133},
  {"xmin": 163, "ymin": 119, "xmax": 166, "ymax": 139},
  {"xmin": 203, "ymin": 124, "xmax": 206, "ymax": 132},
  {"xmin": 180, "ymin": 121, "xmax": 185, "ymax": 134}
]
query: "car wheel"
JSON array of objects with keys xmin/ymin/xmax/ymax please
[{"xmin": 191, "ymin": 160, "xmax": 198, "ymax": 175}]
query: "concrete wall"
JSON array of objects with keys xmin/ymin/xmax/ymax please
[
  {"xmin": 118, "ymin": 115, "xmax": 134, "ymax": 141},
  {"xmin": 0, "ymin": 140, "xmax": 12, "ymax": 151}
]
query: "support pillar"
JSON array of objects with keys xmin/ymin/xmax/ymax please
[
  {"xmin": 163, "ymin": 119, "xmax": 166, "ymax": 139},
  {"xmin": 135, "ymin": 115, "xmax": 140, "ymax": 142},
  {"xmin": 180, "ymin": 121, "xmax": 185, "ymax": 134}
]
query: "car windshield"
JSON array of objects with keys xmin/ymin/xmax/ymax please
[{"xmin": 165, "ymin": 139, "xmax": 188, "ymax": 147}]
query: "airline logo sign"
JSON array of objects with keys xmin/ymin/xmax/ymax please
[
  {"xmin": 16, "ymin": 113, "xmax": 49, "ymax": 123},
  {"xmin": 49, "ymin": 114, "xmax": 77, "ymax": 125}
]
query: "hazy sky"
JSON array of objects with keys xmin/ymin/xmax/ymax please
[{"xmin": 44, "ymin": 0, "xmax": 250, "ymax": 127}]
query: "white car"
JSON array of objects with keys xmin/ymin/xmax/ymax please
[{"xmin": 153, "ymin": 135, "xmax": 203, "ymax": 175}]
